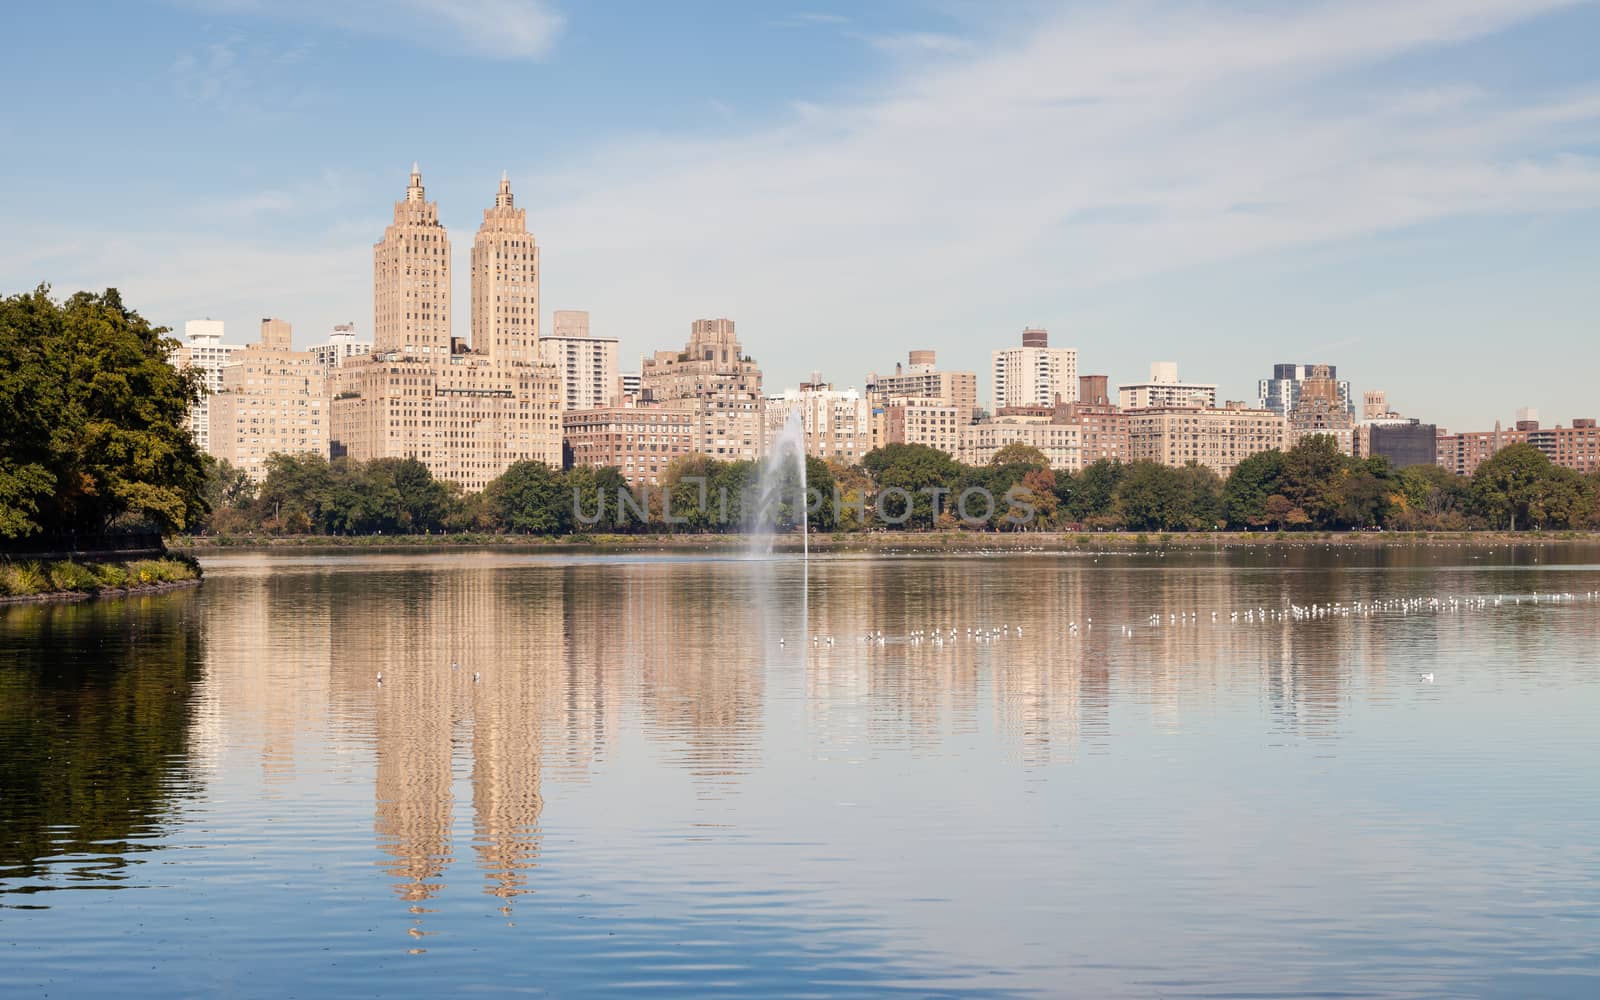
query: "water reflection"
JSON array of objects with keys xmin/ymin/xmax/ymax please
[
  {"xmin": 3, "ymin": 547, "xmax": 1598, "ymax": 997},
  {"xmin": 0, "ymin": 594, "xmax": 202, "ymax": 902}
]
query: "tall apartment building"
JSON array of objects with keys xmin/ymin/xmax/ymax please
[
  {"xmin": 562, "ymin": 399, "xmax": 700, "ymax": 486},
  {"xmin": 310, "ymin": 323, "xmax": 371, "ymax": 371},
  {"xmin": 1126, "ymin": 403, "xmax": 1288, "ymax": 478},
  {"xmin": 168, "ymin": 319, "xmax": 242, "ymax": 455},
  {"xmin": 1259, "ymin": 363, "xmax": 1353, "ymax": 419},
  {"xmin": 763, "ymin": 374, "xmax": 871, "ymax": 464},
  {"xmin": 1288, "ymin": 363, "xmax": 1355, "ymax": 454},
  {"xmin": 208, "ymin": 318, "xmax": 328, "ymax": 480},
  {"xmin": 1052, "ymin": 375, "xmax": 1131, "ymax": 466},
  {"xmin": 329, "ymin": 168, "xmax": 563, "ymax": 491},
  {"xmin": 991, "ymin": 327, "xmax": 1078, "ymax": 411},
  {"xmin": 639, "ymin": 318, "xmax": 764, "ymax": 461},
  {"xmin": 1118, "ymin": 362, "xmax": 1218, "ymax": 410},
  {"xmin": 1436, "ymin": 413, "xmax": 1600, "ymax": 476},
  {"xmin": 960, "ymin": 417, "xmax": 1082, "ymax": 471},
  {"xmin": 865, "ymin": 351, "xmax": 979, "ymax": 418},
  {"xmin": 539, "ymin": 309, "xmax": 621, "ymax": 410},
  {"xmin": 1355, "ymin": 420, "xmax": 1439, "ymax": 469},
  {"xmin": 881, "ymin": 397, "xmax": 965, "ymax": 457}
]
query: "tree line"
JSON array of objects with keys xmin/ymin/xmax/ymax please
[{"xmin": 199, "ymin": 436, "xmax": 1600, "ymax": 537}]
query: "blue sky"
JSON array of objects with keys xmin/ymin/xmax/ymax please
[{"xmin": 2, "ymin": 0, "xmax": 1597, "ymax": 430}]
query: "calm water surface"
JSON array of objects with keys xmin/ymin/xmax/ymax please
[{"xmin": 3, "ymin": 545, "xmax": 1599, "ymax": 998}]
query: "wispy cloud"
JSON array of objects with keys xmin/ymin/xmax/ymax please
[
  {"xmin": 520, "ymin": 0, "xmax": 1598, "ymax": 385},
  {"xmin": 175, "ymin": 0, "xmax": 564, "ymax": 59},
  {"xmin": 770, "ymin": 12, "xmax": 851, "ymax": 29}
]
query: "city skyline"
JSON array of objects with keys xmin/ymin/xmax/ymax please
[{"xmin": 3, "ymin": 1, "xmax": 1599, "ymax": 430}]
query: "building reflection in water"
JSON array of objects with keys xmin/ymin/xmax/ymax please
[{"xmin": 183, "ymin": 549, "xmax": 1567, "ymax": 940}]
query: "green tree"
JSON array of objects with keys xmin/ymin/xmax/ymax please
[
  {"xmin": 1472, "ymin": 443, "xmax": 1561, "ymax": 530},
  {"xmin": 1281, "ymin": 435, "xmax": 1346, "ymax": 529},
  {"xmin": 1114, "ymin": 462, "xmax": 1187, "ymax": 531},
  {"xmin": 484, "ymin": 460, "xmax": 569, "ymax": 534},
  {"xmin": 0, "ymin": 285, "xmax": 207, "ymax": 539},
  {"xmin": 1062, "ymin": 459, "xmax": 1125, "ymax": 523},
  {"xmin": 861, "ymin": 443, "xmax": 963, "ymax": 529},
  {"xmin": 1223, "ymin": 450, "xmax": 1285, "ymax": 528},
  {"xmin": 989, "ymin": 442, "xmax": 1050, "ymax": 470}
]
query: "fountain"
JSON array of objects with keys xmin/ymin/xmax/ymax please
[{"xmin": 749, "ymin": 409, "xmax": 809, "ymax": 559}]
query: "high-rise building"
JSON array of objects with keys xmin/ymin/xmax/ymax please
[
  {"xmin": 330, "ymin": 168, "xmax": 563, "ymax": 491},
  {"xmin": 471, "ymin": 172, "xmax": 538, "ymax": 364},
  {"xmin": 1259, "ymin": 363, "xmax": 1353, "ymax": 419},
  {"xmin": 1355, "ymin": 420, "xmax": 1439, "ymax": 468},
  {"xmin": 991, "ymin": 327, "xmax": 1078, "ymax": 411},
  {"xmin": 1052, "ymin": 375, "xmax": 1130, "ymax": 466},
  {"xmin": 1362, "ymin": 389, "xmax": 1392, "ymax": 421},
  {"xmin": 539, "ymin": 309, "xmax": 621, "ymax": 410},
  {"xmin": 1126, "ymin": 402, "xmax": 1288, "ymax": 478},
  {"xmin": 960, "ymin": 418, "xmax": 1082, "ymax": 471},
  {"xmin": 1118, "ymin": 362, "xmax": 1217, "ymax": 410},
  {"xmin": 168, "ymin": 319, "xmax": 243, "ymax": 455},
  {"xmin": 865, "ymin": 350, "xmax": 978, "ymax": 452},
  {"xmin": 763, "ymin": 374, "xmax": 871, "ymax": 464},
  {"xmin": 638, "ymin": 318, "xmax": 764, "ymax": 461},
  {"xmin": 1436, "ymin": 415, "xmax": 1600, "ymax": 475},
  {"xmin": 881, "ymin": 397, "xmax": 965, "ymax": 457},
  {"xmin": 1288, "ymin": 363, "xmax": 1356, "ymax": 453},
  {"xmin": 310, "ymin": 323, "xmax": 372, "ymax": 371},
  {"xmin": 209, "ymin": 318, "xmax": 328, "ymax": 480}
]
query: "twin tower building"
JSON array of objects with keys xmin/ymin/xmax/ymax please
[{"xmin": 327, "ymin": 166, "xmax": 563, "ymax": 491}]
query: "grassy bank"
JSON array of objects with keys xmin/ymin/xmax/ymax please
[
  {"xmin": 169, "ymin": 530, "xmax": 1600, "ymax": 555},
  {"xmin": 0, "ymin": 556, "xmax": 202, "ymax": 603}
]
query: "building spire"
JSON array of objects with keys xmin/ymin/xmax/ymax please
[
  {"xmin": 406, "ymin": 162, "xmax": 424, "ymax": 203},
  {"xmin": 495, "ymin": 171, "xmax": 514, "ymax": 208}
]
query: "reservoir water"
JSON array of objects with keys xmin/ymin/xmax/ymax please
[{"xmin": 3, "ymin": 545, "xmax": 1598, "ymax": 997}]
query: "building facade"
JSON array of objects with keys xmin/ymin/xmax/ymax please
[
  {"xmin": 638, "ymin": 318, "xmax": 764, "ymax": 461},
  {"xmin": 1118, "ymin": 362, "xmax": 1218, "ymax": 410},
  {"xmin": 1126, "ymin": 403, "xmax": 1288, "ymax": 478},
  {"xmin": 1288, "ymin": 363, "xmax": 1356, "ymax": 454},
  {"xmin": 763, "ymin": 375, "xmax": 871, "ymax": 464},
  {"xmin": 991, "ymin": 327, "xmax": 1078, "ymax": 411},
  {"xmin": 1259, "ymin": 363, "xmax": 1353, "ymax": 420},
  {"xmin": 1355, "ymin": 420, "xmax": 1439, "ymax": 469},
  {"xmin": 208, "ymin": 318, "xmax": 328, "ymax": 480},
  {"xmin": 865, "ymin": 351, "xmax": 979, "ymax": 420},
  {"xmin": 329, "ymin": 168, "xmax": 563, "ymax": 492},
  {"xmin": 539, "ymin": 310, "xmax": 621, "ymax": 411},
  {"xmin": 168, "ymin": 318, "xmax": 242, "ymax": 455},
  {"xmin": 310, "ymin": 323, "xmax": 372, "ymax": 371},
  {"xmin": 880, "ymin": 396, "xmax": 965, "ymax": 458},
  {"xmin": 960, "ymin": 417, "xmax": 1082, "ymax": 472},
  {"xmin": 561, "ymin": 400, "xmax": 699, "ymax": 486},
  {"xmin": 1437, "ymin": 415, "xmax": 1600, "ymax": 475},
  {"xmin": 1052, "ymin": 377, "xmax": 1131, "ymax": 466}
]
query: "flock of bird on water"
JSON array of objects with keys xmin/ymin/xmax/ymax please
[{"xmin": 379, "ymin": 589, "xmax": 1597, "ymax": 689}]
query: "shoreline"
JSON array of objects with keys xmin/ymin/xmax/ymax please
[
  {"xmin": 0, "ymin": 576, "xmax": 203, "ymax": 606},
  {"xmin": 170, "ymin": 530, "xmax": 1600, "ymax": 556}
]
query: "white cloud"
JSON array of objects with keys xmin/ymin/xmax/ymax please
[
  {"xmin": 176, "ymin": 0, "xmax": 563, "ymax": 59},
  {"xmin": 517, "ymin": 0, "xmax": 1599, "ymax": 398}
]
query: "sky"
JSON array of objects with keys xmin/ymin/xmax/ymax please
[{"xmin": 2, "ymin": 0, "xmax": 1598, "ymax": 431}]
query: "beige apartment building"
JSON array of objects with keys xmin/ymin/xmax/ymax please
[
  {"xmin": 539, "ymin": 310, "xmax": 621, "ymax": 410},
  {"xmin": 329, "ymin": 168, "xmax": 563, "ymax": 491},
  {"xmin": 168, "ymin": 319, "xmax": 242, "ymax": 455},
  {"xmin": 991, "ymin": 328, "xmax": 1078, "ymax": 411},
  {"xmin": 763, "ymin": 375, "xmax": 871, "ymax": 464},
  {"xmin": 1118, "ymin": 362, "xmax": 1218, "ymax": 410},
  {"xmin": 1126, "ymin": 403, "xmax": 1288, "ymax": 478},
  {"xmin": 961, "ymin": 417, "xmax": 1082, "ymax": 471},
  {"xmin": 208, "ymin": 318, "xmax": 328, "ymax": 480},
  {"xmin": 639, "ymin": 318, "xmax": 764, "ymax": 461},
  {"xmin": 562, "ymin": 399, "xmax": 700, "ymax": 486},
  {"xmin": 1436, "ymin": 412, "xmax": 1600, "ymax": 476},
  {"xmin": 1288, "ymin": 363, "xmax": 1355, "ymax": 454},
  {"xmin": 1052, "ymin": 376, "xmax": 1131, "ymax": 466},
  {"xmin": 866, "ymin": 350, "xmax": 978, "ymax": 419},
  {"xmin": 881, "ymin": 396, "xmax": 965, "ymax": 458}
]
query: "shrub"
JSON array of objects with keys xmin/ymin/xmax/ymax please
[
  {"xmin": 92, "ymin": 563, "xmax": 130, "ymax": 588},
  {"xmin": 1, "ymin": 561, "xmax": 51, "ymax": 596},
  {"xmin": 47, "ymin": 561, "xmax": 101, "ymax": 593}
]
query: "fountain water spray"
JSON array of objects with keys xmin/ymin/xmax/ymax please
[{"xmin": 749, "ymin": 409, "xmax": 808, "ymax": 559}]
